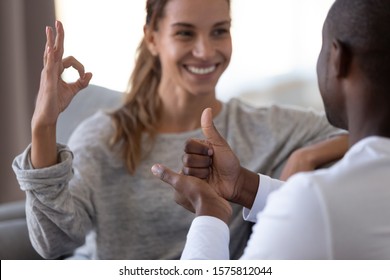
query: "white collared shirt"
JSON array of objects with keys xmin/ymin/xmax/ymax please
[{"xmin": 181, "ymin": 137, "xmax": 390, "ymax": 259}]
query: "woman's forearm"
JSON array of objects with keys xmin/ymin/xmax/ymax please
[
  {"xmin": 301, "ymin": 134, "xmax": 349, "ymax": 168},
  {"xmin": 280, "ymin": 134, "xmax": 349, "ymax": 180},
  {"xmin": 31, "ymin": 122, "xmax": 58, "ymax": 168}
]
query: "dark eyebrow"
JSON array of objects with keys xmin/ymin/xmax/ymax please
[
  {"xmin": 171, "ymin": 23, "xmax": 194, "ymax": 28},
  {"xmin": 171, "ymin": 20, "xmax": 231, "ymax": 29},
  {"xmin": 214, "ymin": 20, "xmax": 231, "ymax": 27}
]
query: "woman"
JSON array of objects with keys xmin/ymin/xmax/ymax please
[{"xmin": 13, "ymin": 0, "xmax": 347, "ymax": 259}]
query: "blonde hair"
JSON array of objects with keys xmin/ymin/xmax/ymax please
[{"xmin": 109, "ymin": 0, "xmax": 166, "ymax": 174}]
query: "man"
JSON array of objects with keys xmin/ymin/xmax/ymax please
[{"xmin": 151, "ymin": 0, "xmax": 390, "ymax": 259}]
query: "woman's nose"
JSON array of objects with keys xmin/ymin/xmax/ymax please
[{"xmin": 192, "ymin": 36, "xmax": 215, "ymax": 60}]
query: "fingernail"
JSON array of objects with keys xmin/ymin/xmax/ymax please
[{"xmin": 151, "ymin": 164, "xmax": 162, "ymax": 176}]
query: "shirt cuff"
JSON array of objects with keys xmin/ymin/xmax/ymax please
[
  {"xmin": 181, "ymin": 216, "xmax": 230, "ymax": 260},
  {"xmin": 243, "ymin": 174, "xmax": 284, "ymax": 222}
]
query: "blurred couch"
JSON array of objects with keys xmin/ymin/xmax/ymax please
[{"xmin": 0, "ymin": 85, "xmax": 122, "ymax": 259}]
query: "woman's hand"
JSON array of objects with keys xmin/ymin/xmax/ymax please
[
  {"xmin": 279, "ymin": 148, "xmax": 316, "ymax": 181},
  {"xmin": 32, "ymin": 21, "xmax": 92, "ymax": 128},
  {"xmin": 31, "ymin": 21, "xmax": 92, "ymax": 168},
  {"xmin": 279, "ymin": 134, "xmax": 349, "ymax": 181}
]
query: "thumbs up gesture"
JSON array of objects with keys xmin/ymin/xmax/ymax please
[
  {"xmin": 151, "ymin": 108, "xmax": 259, "ymax": 222},
  {"xmin": 182, "ymin": 108, "xmax": 242, "ymax": 202}
]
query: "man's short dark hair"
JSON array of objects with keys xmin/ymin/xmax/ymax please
[{"xmin": 327, "ymin": 0, "xmax": 390, "ymax": 87}]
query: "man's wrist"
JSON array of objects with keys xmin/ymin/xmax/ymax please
[
  {"xmin": 196, "ymin": 195, "xmax": 233, "ymax": 224},
  {"xmin": 232, "ymin": 167, "xmax": 259, "ymax": 209}
]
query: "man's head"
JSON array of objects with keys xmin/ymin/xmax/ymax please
[{"xmin": 317, "ymin": 0, "xmax": 390, "ymax": 131}]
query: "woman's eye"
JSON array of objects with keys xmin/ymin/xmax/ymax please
[
  {"xmin": 176, "ymin": 30, "xmax": 194, "ymax": 38},
  {"xmin": 213, "ymin": 28, "xmax": 229, "ymax": 37}
]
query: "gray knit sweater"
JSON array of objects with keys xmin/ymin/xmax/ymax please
[{"xmin": 12, "ymin": 98, "xmax": 343, "ymax": 259}]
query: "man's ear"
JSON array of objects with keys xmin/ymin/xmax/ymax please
[
  {"xmin": 331, "ymin": 39, "xmax": 350, "ymax": 78},
  {"xmin": 144, "ymin": 25, "xmax": 158, "ymax": 56}
]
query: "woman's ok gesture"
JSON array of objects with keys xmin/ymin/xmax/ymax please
[{"xmin": 31, "ymin": 21, "xmax": 92, "ymax": 168}]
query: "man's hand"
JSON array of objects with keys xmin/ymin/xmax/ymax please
[
  {"xmin": 151, "ymin": 163, "xmax": 233, "ymax": 224},
  {"xmin": 182, "ymin": 108, "xmax": 243, "ymax": 202}
]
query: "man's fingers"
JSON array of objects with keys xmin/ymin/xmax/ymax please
[
  {"xmin": 182, "ymin": 153, "xmax": 211, "ymax": 168},
  {"xmin": 182, "ymin": 166, "xmax": 210, "ymax": 179},
  {"xmin": 151, "ymin": 164, "xmax": 180, "ymax": 188},
  {"xmin": 201, "ymin": 108, "xmax": 226, "ymax": 146},
  {"xmin": 184, "ymin": 138, "xmax": 213, "ymax": 156}
]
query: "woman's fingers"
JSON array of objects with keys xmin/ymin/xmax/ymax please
[
  {"xmin": 62, "ymin": 56, "xmax": 92, "ymax": 92},
  {"xmin": 43, "ymin": 21, "xmax": 65, "ymax": 66},
  {"xmin": 41, "ymin": 21, "xmax": 92, "ymax": 94},
  {"xmin": 62, "ymin": 56, "xmax": 85, "ymax": 77},
  {"xmin": 54, "ymin": 21, "xmax": 65, "ymax": 62},
  {"xmin": 43, "ymin": 29, "xmax": 48, "ymax": 66},
  {"xmin": 43, "ymin": 26, "xmax": 55, "ymax": 66},
  {"xmin": 72, "ymin": 72, "xmax": 93, "ymax": 92}
]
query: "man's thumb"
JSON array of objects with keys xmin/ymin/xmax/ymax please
[
  {"xmin": 151, "ymin": 163, "xmax": 180, "ymax": 187},
  {"xmin": 201, "ymin": 108, "xmax": 225, "ymax": 145}
]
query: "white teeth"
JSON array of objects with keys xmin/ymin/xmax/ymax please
[{"xmin": 187, "ymin": 65, "xmax": 216, "ymax": 75}]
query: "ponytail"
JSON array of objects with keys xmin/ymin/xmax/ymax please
[{"xmin": 109, "ymin": 39, "xmax": 161, "ymax": 174}]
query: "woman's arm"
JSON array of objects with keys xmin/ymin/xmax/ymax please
[
  {"xmin": 31, "ymin": 20, "xmax": 92, "ymax": 168},
  {"xmin": 279, "ymin": 134, "xmax": 348, "ymax": 181},
  {"xmin": 12, "ymin": 21, "xmax": 94, "ymax": 259}
]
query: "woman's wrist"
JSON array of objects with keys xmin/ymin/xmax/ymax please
[{"xmin": 31, "ymin": 120, "xmax": 58, "ymax": 168}]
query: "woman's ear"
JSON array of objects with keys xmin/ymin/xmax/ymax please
[
  {"xmin": 331, "ymin": 39, "xmax": 351, "ymax": 78},
  {"xmin": 144, "ymin": 25, "xmax": 158, "ymax": 56}
]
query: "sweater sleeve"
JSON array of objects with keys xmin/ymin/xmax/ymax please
[{"xmin": 12, "ymin": 144, "xmax": 94, "ymax": 259}]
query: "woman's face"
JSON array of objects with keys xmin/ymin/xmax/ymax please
[{"xmin": 149, "ymin": 0, "xmax": 232, "ymax": 96}]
